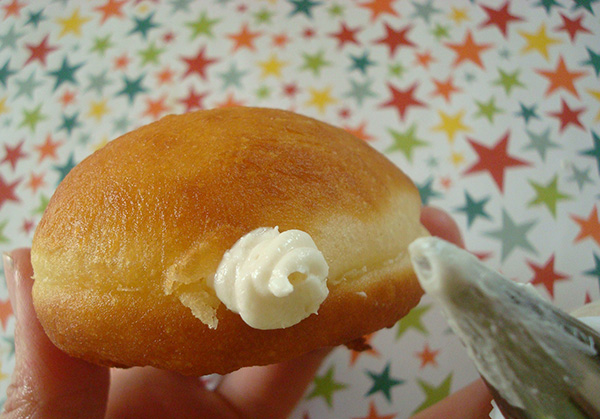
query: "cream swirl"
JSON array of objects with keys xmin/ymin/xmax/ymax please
[{"xmin": 212, "ymin": 227, "xmax": 329, "ymax": 330}]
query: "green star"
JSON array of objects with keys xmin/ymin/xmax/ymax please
[
  {"xmin": 307, "ymin": 365, "xmax": 348, "ymax": 407},
  {"xmin": 185, "ymin": 11, "xmax": 220, "ymax": 39},
  {"xmin": 581, "ymin": 131, "xmax": 600, "ymax": 176},
  {"xmin": 0, "ymin": 59, "xmax": 16, "ymax": 87},
  {"xmin": 431, "ymin": 23, "xmax": 450, "ymax": 41},
  {"xmin": 584, "ymin": 253, "xmax": 600, "ymax": 285},
  {"xmin": 327, "ymin": 3, "xmax": 344, "ymax": 16},
  {"xmin": 301, "ymin": 50, "xmax": 330, "ymax": 76},
  {"xmin": 413, "ymin": 374, "xmax": 453, "ymax": 414},
  {"xmin": 86, "ymin": 70, "xmax": 111, "ymax": 95},
  {"xmin": 365, "ymin": 362, "xmax": 404, "ymax": 401},
  {"xmin": 416, "ymin": 177, "xmax": 442, "ymax": 206},
  {"xmin": 389, "ymin": 62, "xmax": 407, "ymax": 78},
  {"xmin": 572, "ymin": 0, "xmax": 598, "ymax": 14},
  {"xmin": 474, "ymin": 96, "xmax": 503, "ymax": 123},
  {"xmin": 91, "ymin": 35, "xmax": 113, "ymax": 55},
  {"xmin": 349, "ymin": 51, "xmax": 375, "ymax": 75},
  {"xmin": 581, "ymin": 47, "xmax": 600, "ymax": 77},
  {"xmin": 344, "ymin": 78, "xmax": 376, "ymax": 107},
  {"xmin": 493, "ymin": 68, "xmax": 524, "ymax": 95},
  {"xmin": 386, "ymin": 124, "xmax": 427, "ymax": 162},
  {"xmin": 129, "ymin": 13, "xmax": 159, "ymax": 39},
  {"xmin": 19, "ymin": 104, "xmax": 46, "ymax": 132},
  {"xmin": 254, "ymin": 8, "xmax": 273, "ymax": 24},
  {"xmin": 218, "ymin": 62, "xmax": 248, "ymax": 89},
  {"xmin": 54, "ymin": 153, "xmax": 77, "ymax": 184},
  {"xmin": 117, "ymin": 74, "xmax": 148, "ymax": 104},
  {"xmin": 455, "ymin": 191, "xmax": 491, "ymax": 228},
  {"xmin": 515, "ymin": 102, "xmax": 540, "ymax": 124},
  {"xmin": 255, "ymin": 85, "xmax": 271, "ymax": 99},
  {"xmin": 47, "ymin": 57, "xmax": 83, "ymax": 91},
  {"xmin": 396, "ymin": 303, "xmax": 431, "ymax": 339},
  {"xmin": 567, "ymin": 164, "xmax": 594, "ymax": 191},
  {"xmin": 33, "ymin": 194, "xmax": 50, "ymax": 215},
  {"xmin": 410, "ymin": 0, "xmax": 442, "ymax": 23},
  {"xmin": 484, "ymin": 209, "xmax": 537, "ymax": 261},
  {"xmin": 523, "ymin": 127, "xmax": 559, "ymax": 161},
  {"xmin": 58, "ymin": 112, "xmax": 81, "ymax": 136},
  {"xmin": 535, "ymin": 0, "xmax": 564, "ymax": 14},
  {"xmin": 289, "ymin": 0, "xmax": 322, "ymax": 17},
  {"xmin": 528, "ymin": 175, "xmax": 572, "ymax": 218},
  {"xmin": 138, "ymin": 41, "xmax": 164, "ymax": 65},
  {"xmin": 0, "ymin": 220, "xmax": 9, "ymax": 244},
  {"xmin": 25, "ymin": 9, "xmax": 46, "ymax": 28}
]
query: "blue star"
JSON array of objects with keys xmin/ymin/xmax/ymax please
[
  {"xmin": 288, "ymin": 0, "xmax": 322, "ymax": 17},
  {"xmin": 129, "ymin": 13, "xmax": 159, "ymax": 39},
  {"xmin": 365, "ymin": 362, "xmax": 404, "ymax": 402},
  {"xmin": 515, "ymin": 102, "xmax": 540, "ymax": 124},
  {"xmin": 47, "ymin": 56, "xmax": 83, "ymax": 91},
  {"xmin": 454, "ymin": 191, "xmax": 492, "ymax": 228},
  {"xmin": 58, "ymin": 112, "xmax": 81, "ymax": 136},
  {"xmin": 581, "ymin": 47, "xmax": 600, "ymax": 77},
  {"xmin": 0, "ymin": 59, "xmax": 17, "ymax": 87},
  {"xmin": 416, "ymin": 177, "xmax": 442, "ymax": 205},
  {"xmin": 583, "ymin": 253, "xmax": 600, "ymax": 287},
  {"xmin": 348, "ymin": 51, "xmax": 376, "ymax": 75},
  {"xmin": 117, "ymin": 74, "xmax": 148, "ymax": 103},
  {"xmin": 25, "ymin": 9, "xmax": 46, "ymax": 27}
]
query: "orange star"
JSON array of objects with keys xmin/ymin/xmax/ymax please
[
  {"xmin": 349, "ymin": 333, "xmax": 380, "ymax": 366},
  {"xmin": 0, "ymin": 299, "xmax": 12, "ymax": 331},
  {"xmin": 536, "ymin": 56, "xmax": 587, "ymax": 98},
  {"xmin": 228, "ymin": 23, "xmax": 261, "ymax": 52},
  {"xmin": 415, "ymin": 50, "xmax": 435, "ymax": 68},
  {"xmin": 216, "ymin": 92, "xmax": 245, "ymax": 108},
  {"xmin": 114, "ymin": 53, "xmax": 130, "ymax": 71},
  {"xmin": 35, "ymin": 134, "xmax": 62, "ymax": 162},
  {"xmin": 60, "ymin": 90, "xmax": 76, "ymax": 107},
  {"xmin": 416, "ymin": 343, "xmax": 440, "ymax": 368},
  {"xmin": 359, "ymin": 0, "xmax": 398, "ymax": 22},
  {"xmin": 95, "ymin": 0, "xmax": 127, "ymax": 24},
  {"xmin": 27, "ymin": 172, "xmax": 45, "ymax": 193},
  {"xmin": 431, "ymin": 76, "xmax": 461, "ymax": 103},
  {"xmin": 571, "ymin": 205, "xmax": 600, "ymax": 246},
  {"xmin": 344, "ymin": 121, "xmax": 375, "ymax": 142},
  {"xmin": 353, "ymin": 401, "xmax": 396, "ymax": 419},
  {"xmin": 144, "ymin": 96, "xmax": 169, "ymax": 120},
  {"xmin": 2, "ymin": 0, "xmax": 25, "ymax": 18},
  {"xmin": 156, "ymin": 67, "xmax": 175, "ymax": 85},
  {"xmin": 272, "ymin": 33, "xmax": 290, "ymax": 48},
  {"xmin": 445, "ymin": 30, "xmax": 492, "ymax": 68}
]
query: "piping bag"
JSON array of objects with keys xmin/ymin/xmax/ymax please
[{"xmin": 408, "ymin": 237, "xmax": 600, "ymax": 419}]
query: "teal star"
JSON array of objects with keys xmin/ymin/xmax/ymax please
[
  {"xmin": 572, "ymin": 0, "xmax": 599, "ymax": 14},
  {"xmin": 113, "ymin": 115, "xmax": 131, "ymax": 134},
  {"xmin": 0, "ymin": 59, "xmax": 16, "ymax": 87},
  {"xmin": 86, "ymin": 70, "xmax": 111, "ymax": 95},
  {"xmin": 474, "ymin": 96, "xmax": 503, "ymax": 123},
  {"xmin": 288, "ymin": 0, "xmax": 322, "ymax": 17},
  {"xmin": 416, "ymin": 177, "xmax": 442, "ymax": 205},
  {"xmin": 583, "ymin": 253, "xmax": 600, "ymax": 285},
  {"xmin": 170, "ymin": 0, "xmax": 194, "ymax": 13},
  {"xmin": 413, "ymin": 374, "xmax": 453, "ymax": 414},
  {"xmin": 14, "ymin": 71, "xmax": 43, "ymax": 100},
  {"xmin": 410, "ymin": 0, "xmax": 441, "ymax": 23},
  {"xmin": 54, "ymin": 153, "xmax": 77, "ymax": 184},
  {"xmin": 301, "ymin": 50, "xmax": 330, "ymax": 76},
  {"xmin": 344, "ymin": 78, "xmax": 376, "ymax": 106},
  {"xmin": 581, "ymin": 131, "xmax": 600, "ymax": 176},
  {"xmin": 581, "ymin": 47, "xmax": 600, "ymax": 77},
  {"xmin": 493, "ymin": 68, "xmax": 524, "ymax": 95},
  {"xmin": 47, "ymin": 57, "xmax": 83, "ymax": 91},
  {"xmin": 524, "ymin": 127, "xmax": 560, "ymax": 161},
  {"xmin": 528, "ymin": 175, "xmax": 572, "ymax": 218},
  {"xmin": 25, "ymin": 9, "xmax": 46, "ymax": 27},
  {"xmin": 218, "ymin": 62, "xmax": 248, "ymax": 89},
  {"xmin": 117, "ymin": 74, "xmax": 148, "ymax": 103},
  {"xmin": 485, "ymin": 209, "xmax": 537, "ymax": 261},
  {"xmin": 0, "ymin": 24, "xmax": 24, "ymax": 50},
  {"xmin": 58, "ymin": 112, "xmax": 81, "ymax": 136},
  {"xmin": 535, "ymin": 0, "xmax": 564, "ymax": 14},
  {"xmin": 396, "ymin": 304, "xmax": 431, "ymax": 339},
  {"xmin": 455, "ymin": 191, "xmax": 492, "ymax": 228},
  {"xmin": 33, "ymin": 194, "xmax": 50, "ymax": 215},
  {"xmin": 567, "ymin": 164, "xmax": 594, "ymax": 191},
  {"xmin": 386, "ymin": 124, "xmax": 427, "ymax": 162},
  {"xmin": 365, "ymin": 362, "xmax": 404, "ymax": 402},
  {"xmin": 185, "ymin": 11, "xmax": 220, "ymax": 39},
  {"xmin": 515, "ymin": 102, "xmax": 540, "ymax": 124},
  {"xmin": 349, "ymin": 51, "xmax": 375, "ymax": 75},
  {"xmin": 129, "ymin": 13, "xmax": 159, "ymax": 39},
  {"xmin": 307, "ymin": 365, "xmax": 348, "ymax": 407}
]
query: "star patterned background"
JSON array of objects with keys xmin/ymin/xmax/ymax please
[{"xmin": 1, "ymin": 0, "xmax": 599, "ymax": 417}]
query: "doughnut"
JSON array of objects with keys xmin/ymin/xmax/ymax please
[{"xmin": 31, "ymin": 107, "xmax": 429, "ymax": 375}]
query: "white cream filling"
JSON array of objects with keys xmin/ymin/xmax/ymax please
[{"xmin": 211, "ymin": 227, "xmax": 329, "ymax": 330}]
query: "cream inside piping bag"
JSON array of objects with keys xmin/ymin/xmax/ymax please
[{"xmin": 409, "ymin": 237, "xmax": 600, "ymax": 418}]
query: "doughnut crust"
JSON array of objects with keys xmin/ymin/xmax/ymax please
[{"xmin": 31, "ymin": 107, "xmax": 428, "ymax": 375}]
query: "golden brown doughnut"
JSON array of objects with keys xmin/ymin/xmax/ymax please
[{"xmin": 31, "ymin": 107, "xmax": 428, "ymax": 375}]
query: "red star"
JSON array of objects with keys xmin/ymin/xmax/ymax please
[
  {"xmin": 415, "ymin": 343, "xmax": 440, "ymax": 368},
  {"xmin": 163, "ymin": 31, "xmax": 175, "ymax": 43},
  {"xmin": 431, "ymin": 76, "xmax": 461, "ymax": 103},
  {"xmin": 182, "ymin": 47, "xmax": 219, "ymax": 79},
  {"xmin": 380, "ymin": 82, "xmax": 425, "ymax": 120},
  {"xmin": 2, "ymin": 140, "xmax": 27, "ymax": 171},
  {"xmin": 283, "ymin": 82, "xmax": 299, "ymax": 98},
  {"xmin": 0, "ymin": 299, "xmax": 12, "ymax": 331},
  {"xmin": 338, "ymin": 107, "xmax": 351, "ymax": 119},
  {"xmin": 527, "ymin": 255, "xmax": 569, "ymax": 298},
  {"xmin": 478, "ymin": 1, "xmax": 523, "ymax": 37},
  {"xmin": 330, "ymin": 22, "xmax": 361, "ymax": 48},
  {"xmin": 179, "ymin": 87, "xmax": 207, "ymax": 112},
  {"xmin": 352, "ymin": 401, "xmax": 396, "ymax": 419},
  {"xmin": 359, "ymin": 0, "xmax": 398, "ymax": 22},
  {"xmin": 94, "ymin": 0, "xmax": 127, "ymax": 24},
  {"xmin": 35, "ymin": 134, "xmax": 62, "ymax": 163},
  {"xmin": 344, "ymin": 121, "xmax": 374, "ymax": 142},
  {"xmin": 547, "ymin": 98, "xmax": 585, "ymax": 133},
  {"xmin": 571, "ymin": 205, "xmax": 600, "ymax": 246},
  {"xmin": 445, "ymin": 30, "xmax": 492, "ymax": 68},
  {"xmin": 463, "ymin": 131, "xmax": 531, "ymax": 192},
  {"xmin": 22, "ymin": 218, "xmax": 35, "ymax": 235},
  {"xmin": 375, "ymin": 23, "xmax": 415, "ymax": 57},
  {"xmin": 26, "ymin": 173, "xmax": 45, "ymax": 193},
  {"xmin": 2, "ymin": 0, "xmax": 25, "ymax": 18},
  {"xmin": 25, "ymin": 35, "xmax": 58, "ymax": 67},
  {"xmin": 555, "ymin": 13, "xmax": 591, "ymax": 42},
  {"xmin": 536, "ymin": 56, "xmax": 587, "ymax": 98},
  {"xmin": 0, "ymin": 175, "xmax": 20, "ymax": 210}
]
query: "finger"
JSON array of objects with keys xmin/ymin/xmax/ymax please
[
  {"xmin": 216, "ymin": 347, "xmax": 331, "ymax": 419},
  {"xmin": 420, "ymin": 206, "xmax": 464, "ymax": 248},
  {"xmin": 410, "ymin": 379, "xmax": 492, "ymax": 419},
  {"xmin": 2, "ymin": 249, "xmax": 110, "ymax": 419}
]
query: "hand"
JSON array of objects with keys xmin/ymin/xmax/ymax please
[{"xmin": 2, "ymin": 207, "xmax": 490, "ymax": 419}]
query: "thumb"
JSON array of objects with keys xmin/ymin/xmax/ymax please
[{"xmin": 2, "ymin": 249, "xmax": 109, "ymax": 419}]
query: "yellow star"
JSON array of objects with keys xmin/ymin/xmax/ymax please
[
  {"xmin": 449, "ymin": 7, "xmax": 469, "ymax": 25},
  {"xmin": 518, "ymin": 23, "xmax": 561, "ymax": 61},
  {"xmin": 432, "ymin": 109, "xmax": 471, "ymax": 144},
  {"xmin": 87, "ymin": 99, "xmax": 109, "ymax": 122},
  {"xmin": 56, "ymin": 8, "xmax": 92, "ymax": 38},
  {"xmin": 587, "ymin": 88, "xmax": 600, "ymax": 122},
  {"xmin": 306, "ymin": 86, "xmax": 338, "ymax": 114},
  {"xmin": 257, "ymin": 53, "xmax": 287, "ymax": 79},
  {"xmin": 450, "ymin": 150, "xmax": 466, "ymax": 167},
  {"xmin": 0, "ymin": 96, "xmax": 9, "ymax": 115},
  {"xmin": 93, "ymin": 136, "xmax": 111, "ymax": 152}
]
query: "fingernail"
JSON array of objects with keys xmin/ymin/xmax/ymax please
[{"xmin": 3, "ymin": 252, "xmax": 17, "ymax": 320}]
